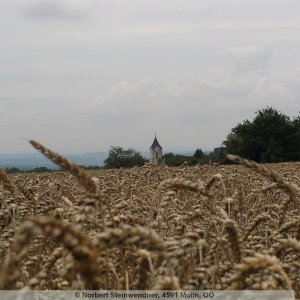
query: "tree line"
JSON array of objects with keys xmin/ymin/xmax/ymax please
[
  {"xmin": 102, "ymin": 145, "xmax": 226, "ymax": 168},
  {"xmin": 6, "ymin": 165, "xmax": 103, "ymax": 174},
  {"xmin": 102, "ymin": 107, "xmax": 300, "ymax": 168},
  {"xmin": 224, "ymin": 107, "xmax": 300, "ymax": 163}
]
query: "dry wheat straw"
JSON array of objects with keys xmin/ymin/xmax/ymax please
[
  {"xmin": 242, "ymin": 213, "xmax": 271, "ymax": 242},
  {"xmin": 223, "ymin": 219, "xmax": 241, "ymax": 262},
  {"xmin": 158, "ymin": 178, "xmax": 210, "ymax": 197},
  {"xmin": 28, "ymin": 217, "xmax": 100, "ymax": 289},
  {"xmin": 274, "ymin": 238, "xmax": 300, "ymax": 256},
  {"xmin": 29, "ymin": 140, "xmax": 98, "ymax": 194},
  {"xmin": 0, "ymin": 169, "xmax": 16, "ymax": 195},
  {"xmin": 153, "ymin": 276, "xmax": 180, "ymax": 290},
  {"xmin": 227, "ymin": 154, "xmax": 300, "ymax": 209},
  {"xmin": 229, "ymin": 253, "xmax": 292, "ymax": 289},
  {"xmin": 95, "ymin": 224, "xmax": 165, "ymax": 251}
]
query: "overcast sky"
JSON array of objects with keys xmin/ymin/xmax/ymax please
[{"xmin": 1, "ymin": 0, "xmax": 300, "ymax": 153}]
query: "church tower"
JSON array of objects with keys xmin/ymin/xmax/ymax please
[{"xmin": 150, "ymin": 134, "xmax": 163, "ymax": 165}]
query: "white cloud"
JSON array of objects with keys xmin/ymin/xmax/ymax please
[{"xmin": 84, "ymin": 41, "xmax": 299, "ymax": 132}]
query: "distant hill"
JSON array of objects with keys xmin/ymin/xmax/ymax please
[{"xmin": 0, "ymin": 152, "xmax": 108, "ymax": 170}]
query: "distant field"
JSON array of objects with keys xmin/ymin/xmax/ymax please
[{"xmin": 0, "ymin": 154, "xmax": 300, "ymax": 295}]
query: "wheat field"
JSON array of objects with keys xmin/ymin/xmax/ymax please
[{"xmin": 0, "ymin": 141, "xmax": 300, "ymax": 297}]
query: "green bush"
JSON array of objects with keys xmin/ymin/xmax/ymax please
[{"xmin": 104, "ymin": 146, "xmax": 147, "ymax": 169}]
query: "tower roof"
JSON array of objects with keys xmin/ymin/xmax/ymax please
[{"xmin": 150, "ymin": 134, "xmax": 162, "ymax": 149}]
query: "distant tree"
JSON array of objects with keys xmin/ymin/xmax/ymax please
[
  {"xmin": 163, "ymin": 152, "xmax": 198, "ymax": 167},
  {"xmin": 206, "ymin": 147, "xmax": 227, "ymax": 164},
  {"xmin": 104, "ymin": 146, "xmax": 147, "ymax": 169},
  {"xmin": 86, "ymin": 165, "xmax": 102, "ymax": 170},
  {"xmin": 291, "ymin": 115, "xmax": 300, "ymax": 159},
  {"xmin": 223, "ymin": 107, "xmax": 300, "ymax": 163},
  {"xmin": 7, "ymin": 167, "xmax": 21, "ymax": 174},
  {"xmin": 32, "ymin": 167, "xmax": 53, "ymax": 173},
  {"xmin": 78, "ymin": 165, "xmax": 102, "ymax": 170},
  {"xmin": 163, "ymin": 153, "xmax": 185, "ymax": 166},
  {"xmin": 193, "ymin": 148, "xmax": 205, "ymax": 160}
]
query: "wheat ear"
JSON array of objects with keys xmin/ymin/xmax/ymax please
[
  {"xmin": 227, "ymin": 154, "xmax": 300, "ymax": 209},
  {"xmin": 0, "ymin": 169, "xmax": 16, "ymax": 195},
  {"xmin": 229, "ymin": 253, "xmax": 292, "ymax": 290},
  {"xmin": 29, "ymin": 140, "xmax": 97, "ymax": 193}
]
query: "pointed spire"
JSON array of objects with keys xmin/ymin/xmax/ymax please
[{"xmin": 150, "ymin": 134, "xmax": 162, "ymax": 149}]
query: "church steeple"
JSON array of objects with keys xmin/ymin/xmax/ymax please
[{"xmin": 149, "ymin": 134, "xmax": 163, "ymax": 164}]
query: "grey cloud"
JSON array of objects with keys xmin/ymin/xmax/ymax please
[
  {"xmin": 226, "ymin": 45, "xmax": 272, "ymax": 74},
  {"xmin": 17, "ymin": 0, "xmax": 89, "ymax": 21},
  {"xmin": 85, "ymin": 52, "xmax": 299, "ymax": 129},
  {"xmin": 89, "ymin": 71, "xmax": 260, "ymax": 116}
]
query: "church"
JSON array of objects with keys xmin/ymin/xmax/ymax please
[{"xmin": 149, "ymin": 134, "xmax": 163, "ymax": 164}]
